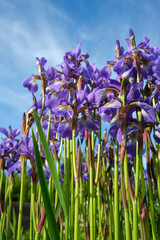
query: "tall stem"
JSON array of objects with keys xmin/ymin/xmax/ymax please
[
  {"xmin": 73, "ymin": 130, "xmax": 79, "ymax": 240},
  {"xmin": 17, "ymin": 158, "xmax": 25, "ymax": 240},
  {"xmin": 114, "ymin": 140, "xmax": 119, "ymax": 240}
]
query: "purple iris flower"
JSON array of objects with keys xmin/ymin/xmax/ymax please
[
  {"xmin": 6, "ymin": 152, "xmax": 21, "ymax": 177},
  {"xmin": 51, "ymin": 105, "xmax": 73, "ymax": 120},
  {"xmin": 19, "ymin": 136, "xmax": 35, "ymax": 162},
  {"xmin": 55, "ymin": 119, "xmax": 73, "ymax": 140},
  {"xmin": 36, "ymin": 57, "xmax": 47, "ymax": 73},
  {"xmin": 46, "ymin": 66, "xmax": 58, "ymax": 82},
  {"xmin": 63, "ymin": 43, "xmax": 88, "ymax": 70},
  {"xmin": 83, "ymin": 63, "xmax": 103, "ymax": 87},
  {"xmin": 45, "ymin": 88, "xmax": 68, "ymax": 110},
  {"xmin": 152, "ymin": 59, "xmax": 160, "ymax": 80},
  {"xmin": 113, "ymin": 58, "xmax": 132, "ymax": 77},
  {"xmin": 23, "ymin": 75, "xmax": 39, "ymax": 93},
  {"xmin": 77, "ymin": 112, "xmax": 100, "ymax": 133},
  {"xmin": 0, "ymin": 126, "xmax": 20, "ymax": 140}
]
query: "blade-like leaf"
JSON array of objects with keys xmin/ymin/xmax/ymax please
[
  {"xmin": 33, "ymin": 109, "xmax": 67, "ymax": 217},
  {"xmin": 32, "ymin": 130, "xmax": 60, "ymax": 240}
]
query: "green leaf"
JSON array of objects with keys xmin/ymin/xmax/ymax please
[
  {"xmin": 32, "ymin": 130, "xmax": 60, "ymax": 240},
  {"xmin": 33, "ymin": 109, "xmax": 67, "ymax": 217}
]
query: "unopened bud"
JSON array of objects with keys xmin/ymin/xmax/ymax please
[
  {"xmin": 21, "ymin": 113, "xmax": 26, "ymax": 137},
  {"xmin": 129, "ymin": 28, "xmax": 136, "ymax": 48}
]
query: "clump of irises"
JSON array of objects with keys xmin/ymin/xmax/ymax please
[{"xmin": 1, "ymin": 29, "xmax": 160, "ymax": 240}]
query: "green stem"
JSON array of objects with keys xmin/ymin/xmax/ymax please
[
  {"xmin": 72, "ymin": 130, "xmax": 79, "ymax": 240},
  {"xmin": 146, "ymin": 137, "xmax": 156, "ymax": 240},
  {"xmin": 70, "ymin": 139, "xmax": 74, "ymax": 238},
  {"xmin": 91, "ymin": 131, "xmax": 96, "ymax": 240},
  {"xmin": 97, "ymin": 181, "xmax": 102, "ymax": 239},
  {"xmin": 133, "ymin": 140, "xmax": 140, "ymax": 240},
  {"xmin": 30, "ymin": 183, "xmax": 33, "ymax": 240},
  {"xmin": 39, "ymin": 93, "xmax": 45, "ymax": 120},
  {"xmin": 114, "ymin": 140, "xmax": 119, "ymax": 240},
  {"xmin": 95, "ymin": 118, "xmax": 101, "ymax": 184},
  {"xmin": 65, "ymin": 139, "xmax": 70, "ymax": 240},
  {"xmin": 89, "ymin": 165, "xmax": 94, "ymax": 240},
  {"xmin": 17, "ymin": 158, "xmax": 25, "ymax": 240},
  {"xmin": 6, "ymin": 175, "xmax": 13, "ymax": 240}
]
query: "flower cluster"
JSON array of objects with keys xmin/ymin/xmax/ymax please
[{"xmin": 1, "ymin": 29, "xmax": 160, "ymax": 239}]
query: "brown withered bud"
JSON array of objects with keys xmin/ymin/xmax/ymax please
[
  {"xmin": 88, "ymin": 134, "xmax": 92, "ymax": 166},
  {"xmin": 41, "ymin": 76, "xmax": 47, "ymax": 95},
  {"xmin": 85, "ymin": 129, "xmax": 88, "ymax": 145},
  {"xmin": 32, "ymin": 165, "xmax": 38, "ymax": 185},
  {"xmin": 120, "ymin": 142, "xmax": 125, "ymax": 163},
  {"xmin": 36, "ymin": 208, "xmax": 46, "ymax": 233},
  {"xmin": 0, "ymin": 158, "xmax": 5, "ymax": 170},
  {"xmin": 121, "ymin": 106, "xmax": 127, "ymax": 133},
  {"xmin": 144, "ymin": 130, "xmax": 148, "ymax": 146},
  {"xmin": 21, "ymin": 113, "xmax": 26, "ymax": 137},
  {"xmin": 72, "ymin": 111, "xmax": 78, "ymax": 133},
  {"xmin": 138, "ymin": 126, "xmax": 143, "ymax": 155},
  {"xmin": 78, "ymin": 75, "xmax": 83, "ymax": 91},
  {"xmin": 133, "ymin": 53, "xmax": 141, "ymax": 78}
]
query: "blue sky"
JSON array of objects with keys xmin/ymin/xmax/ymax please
[{"xmin": 1, "ymin": 0, "xmax": 160, "ymax": 133}]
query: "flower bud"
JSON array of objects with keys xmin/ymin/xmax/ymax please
[{"xmin": 129, "ymin": 28, "xmax": 136, "ymax": 48}]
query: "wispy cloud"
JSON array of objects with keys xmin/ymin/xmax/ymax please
[{"xmin": 0, "ymin": 86, "xmax": 31, "ymax": 112}]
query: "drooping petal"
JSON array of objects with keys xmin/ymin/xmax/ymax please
[
  {"xmin": 138, "ymin": 102, "xmax": 157, "ymax": 123},
  {"xmin": 56, "ymin": 120, "xmax": 73, "ymax": 140},
  {"xmin": 109, "ymin": 114, "xmax": 122, "ymax": 140},
  {"xmin": 53, "ymin": 105, "xmax": 73, "ymax": 119},
  {"xmin": 23, "ymin": 76, "xmax": 38, "ymax": 93},
  {"xmin": 6, "ymin": 160, "xmax": 21, "ymax": 177},
  {"xmin": 99, "ymin": 108, "xmax": 112, "ymax": 122},
  {"xmin": 126, "ymin": 124, "xmax": 140, "ymax": 135}
]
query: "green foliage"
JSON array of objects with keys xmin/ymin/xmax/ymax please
[{"xmin": 1, "ymin": 173, "xmax": 31, "ymax": 202}]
